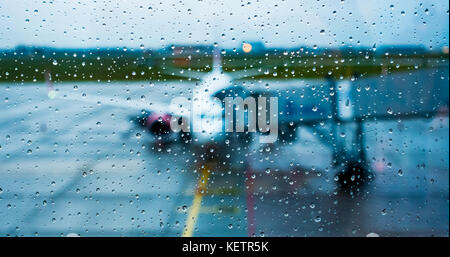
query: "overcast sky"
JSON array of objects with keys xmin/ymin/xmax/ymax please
[{"xmin": 0, "ymin": 0, "xmax": 448, "ymax": 49}]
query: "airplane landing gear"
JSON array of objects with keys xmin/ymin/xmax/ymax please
[{"xmin": 334, "ymin": 119, "xmax": 374, "ymax": 192}]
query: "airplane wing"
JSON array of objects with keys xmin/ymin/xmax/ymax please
[
  {"xmin": 52, "ymin": 92, "xmax": 165, "ymax": 113},
  {"xmin": 226, "ymin": 68, "xmax": 264, "ymax": 80},
  {"xmin": 160, "ymin": 67, "xmax": 208, "ymax": 81},
  {"xmin": 45, "ymin": 70, "xmax": 188, "ymax": 117}
]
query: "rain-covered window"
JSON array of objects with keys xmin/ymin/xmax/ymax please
[{"xmin": 0, "ymin": 0, "xmax": 448, "ymax": 237}]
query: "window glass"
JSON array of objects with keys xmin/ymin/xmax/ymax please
[{"xmin": 0, "ymin": 0, "xmax": 448, "ymax": 237}]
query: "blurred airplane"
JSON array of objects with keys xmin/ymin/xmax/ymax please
[{"xmin": 46, "ymin": 43, "xmax": 449, "ymax": 191}]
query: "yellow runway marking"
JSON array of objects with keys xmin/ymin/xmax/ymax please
[{"xmin": 182, "ymin": 166, "xmax": 210, "ymax": 237}]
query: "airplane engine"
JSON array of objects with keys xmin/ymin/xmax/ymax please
[
  {"xmin": 146, "ymin": 113, "xmax": 172, "ymax": 136},
  {"xmin": 130, "ymin": 111, "xmax": 192, "ymax": 144},
  {"xmin": 131, "ymin": 111, "xmax": 172, "ymax": 136}
]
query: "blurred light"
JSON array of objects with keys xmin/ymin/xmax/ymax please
[
  {"xmin": 373, "ymin": 161, "xmax": 384, "ymax": 173},
  {"xmin": 242, "ymin": 43, "xmax": 252, "ymax": 53},
  {"xmin": 442, "ymin": 46, "xmax": 449, "ymax": 54},
  {"xmin": 48, "ymin": 90, "xmax": 56, "ymax": 99}
]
